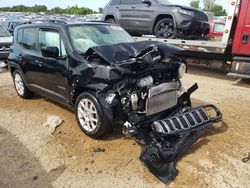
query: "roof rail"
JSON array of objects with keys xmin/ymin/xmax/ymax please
[{"xmin": 21, "ymin": 19, "xmax": 67, "ymax": 25}]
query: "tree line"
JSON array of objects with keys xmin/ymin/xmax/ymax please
[
  {"xmin": 190, "ymin": 0, "xmax": 227, "ymax": 16},
  {"xmin": 0, "ymin": 2, "xmax": 227, "ymax": 16},
  {"xmin": 0, "ymin": 5, "xmax": 95, "ymax": 15}
]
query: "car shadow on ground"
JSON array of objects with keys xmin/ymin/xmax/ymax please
[
  {"xmin": 232, "ymin": 79, "xmax": 250, "ymax": 88},
  {"xmin": 43, "ymin": 98, "xmax": 74, "ymax": 113},
  {"xmin": 188, "ymin": 64, "xmax": 233, "ymax": 80},
  {"xmin": 0, "ymin": 127, "xmax": 66, "ymax": 188},
  {"xmin": 188, "ymin": 64, "xmax": 250, "ymax": 87}
]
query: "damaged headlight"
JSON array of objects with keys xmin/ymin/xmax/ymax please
[
  {"xmin": 178, "ymin": 63, "xmax": 186, "ymax": 78},
  {"xmin": 137, "ymin": 76, "xmax": 153, "ymax": 88}
]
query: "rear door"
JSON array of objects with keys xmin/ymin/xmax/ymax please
[
  {"xmin": 132, "ymin": 0, "xmax": 155, "ymax": 33},
  {"xmin": 18, "ymin": 27, "xmax": 42, "ymax": 86},
  {"xmin": 119, "ymin": 0, "xmax": 136, "ymax": 30}
]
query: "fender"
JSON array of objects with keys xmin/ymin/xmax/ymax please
[{"xmin": 8, "ymin": 61, "xmax": 29, "ymax": 84}]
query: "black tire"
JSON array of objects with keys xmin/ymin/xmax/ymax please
[
  {"xmin": 75, "ymin": 92, "xmax": 111, "ymax": 138},
  {"xmin": 106, "ymin": 18, "xmax": 116, "ymax": 24},
  {"xmin": 154, "ymin": 18, "xmax": 177, "ymax": 39},
  {"xmin": 13, "ymin": 70, "xmax": 34, "ymax": 99}
]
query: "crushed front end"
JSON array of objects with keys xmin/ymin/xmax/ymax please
[{"xmin": 84, "ymin": 41, "xmax": 222, "ymax": 183}]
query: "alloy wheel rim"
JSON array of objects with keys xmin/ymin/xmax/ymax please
[
  {"xmin": 77, "ymin": 99, "xmax": 99, "ymax": 132},
  {"xmin": 158, "ymin": 21, "xmax": 174, "ymax": 38},
  {"xmin": 14, "ymin": 73, "xmax": 25, "ymax": 96}
]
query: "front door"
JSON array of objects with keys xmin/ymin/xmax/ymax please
[{"xmin": 36, "ymin": 29, "xmax": 69, "ymax": 104}]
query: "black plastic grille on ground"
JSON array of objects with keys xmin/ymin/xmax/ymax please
[{"xmin": 153, "ymin": 108, "xmax": 210, "ymax": 135}]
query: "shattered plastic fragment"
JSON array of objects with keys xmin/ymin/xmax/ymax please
[{"xmin": 43, "ymin": 116, "xmax": 63, "ymax": 134}]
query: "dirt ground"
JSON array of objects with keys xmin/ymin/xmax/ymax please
[{"xmin": 0, "ymin": 66, "xmax": 249, "ymax": 188}]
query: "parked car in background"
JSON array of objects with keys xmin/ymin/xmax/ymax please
[
  {"xmin": 208, "ymin": 20, "xmax": 225, "ymax": 38},
  {"xmin": 0, "ymin": 25, "xmax": 12, "ymax": 62},
  {"xmin": 1, "ymin": 20, "xmax": 23, "ymax": 35},
  {"xmin": 103, "ymin": 0, "xmax": 210, "ymax": 39}
]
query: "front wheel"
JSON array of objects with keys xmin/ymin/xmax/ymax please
[
  {"xmin": 75, "ymin": 92, "xmax": 111, "ymax": 138},
  {"xmin": 13, "ymin": 70, "xmax": 34, "ymax": 99},
  {"xmin": 154, "ymin": 18, "xmax": 177, "ymax": 39}
]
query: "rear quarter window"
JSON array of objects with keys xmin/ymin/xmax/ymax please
[{"xmin": 17, "ymin": 29, "xmax": 23, "ymax": 44}]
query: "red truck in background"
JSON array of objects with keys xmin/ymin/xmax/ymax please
[
  {"xmin": 232, "ymin": 0, "xmax": 250, "ymax": 57},
  {"xmin": 208, "ymin": 20, "xmax": 225, "ymax": 38},
  {"xmin": 135, "ymin": 0, "xmax": 250, "ymax": 79}
]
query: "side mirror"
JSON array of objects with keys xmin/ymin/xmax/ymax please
[
  {"xmin": 41, "ymin": 46, "xmax": 59, "ymax": 58},
  {"xmin": 142, "ymin": 0, "xmax": 152, "ymax": 6}
]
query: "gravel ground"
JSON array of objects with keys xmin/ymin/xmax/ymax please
[{"xmin": 0, "ymin": 66, "xmax": 249, "ymax": 188}]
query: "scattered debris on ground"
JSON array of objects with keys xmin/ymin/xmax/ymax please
[
  {"xmin": 93, "ymin": 148, "xmax": 106, "ymax": 153},
  {"xmin": 0, "ymin": 62, "xmax": 7, "ymax": 68},
  {"xmin": 43, "ymin": 115, "xmax": 63, "ymax": 134}
]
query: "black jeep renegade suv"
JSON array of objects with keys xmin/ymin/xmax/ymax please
[{"xmin": 8, "ymin": 20, "xmax": 222, "ymax": 182}]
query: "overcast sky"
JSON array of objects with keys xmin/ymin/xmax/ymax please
[{"xmin": 0, "ymin": 0, "xmax": 231, "ymax": 11}]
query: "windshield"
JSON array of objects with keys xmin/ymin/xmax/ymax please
[
  {"xmin": 155, "ymin": 0, "xmax": 170, "ymax": 4},
  {"xmin": 0, "ymin": 26, "xmax": 11, "ymax": 37},
  {"xmin": 68, "ymin": 24, "xmax": 135, "ymax": 54}
]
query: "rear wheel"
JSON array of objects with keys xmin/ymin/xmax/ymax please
[
  {"xmin": 13, "ymin": 70, "xmax": 33, "ymax": 99},
  {"xmin": 75, "ymin": 92, "xmax": 111, "ymax": 138},
  {"xmin": 154, "ymin": 18, "xmax": 177, "ymax": 39}
]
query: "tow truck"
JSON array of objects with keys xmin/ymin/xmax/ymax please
[{"xmin": 134, "ymin": 0, "xmax": 250, "ymax": 79}]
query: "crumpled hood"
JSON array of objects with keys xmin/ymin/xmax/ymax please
[{"xmin": 85, "ymin": 41, "xmax": 183, "ymax": 65}]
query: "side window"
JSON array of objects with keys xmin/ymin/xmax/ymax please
[
  {"xmin": 110, "ymin": 0, "xmax": 120, "ymax": 5},
  {"xmin": 17, "ymin": 29, "xmax": 23, "ymax": 45},
  {"xmin": 121, "ymin": 0, "xmax": 134, "ymax": 4},
  {"xmin": 214, "ymin": 24, "xmax": 225, "ymax": 33},
  {"xmin": 39, "ymin": 30, "xmax": 67, "ymax": 57},
  {"xmin": 23, "ymin": 28, "xmax": 37, "ymax": 51}
]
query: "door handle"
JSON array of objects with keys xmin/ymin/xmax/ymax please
[
  {"xmin": 242, "ymin": 33, "xmax": 249, "ymax": 44},
  {"xmin": 115, "ymin": 6, "xmax": 119, "ymax": 9},
  {"xmin": 131, "ymin": 6, "xmax": 136, "ymax": 8}
]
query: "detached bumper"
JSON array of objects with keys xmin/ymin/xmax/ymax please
[
  {"xmin": 122, "ymin": 83, "xmax": 222, "ymax": 183},
  {"xmin": 140, "ymin": 105, "xmax": 222, "ymax": 183}
]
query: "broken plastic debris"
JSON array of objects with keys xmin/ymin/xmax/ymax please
[
  {"xmin": 43, "ymin": 116, "xmax": 63, "ymax": 134},
  {"xmin": 0, "ymin": 62, "xmax": 7, "ymax": 68}
]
